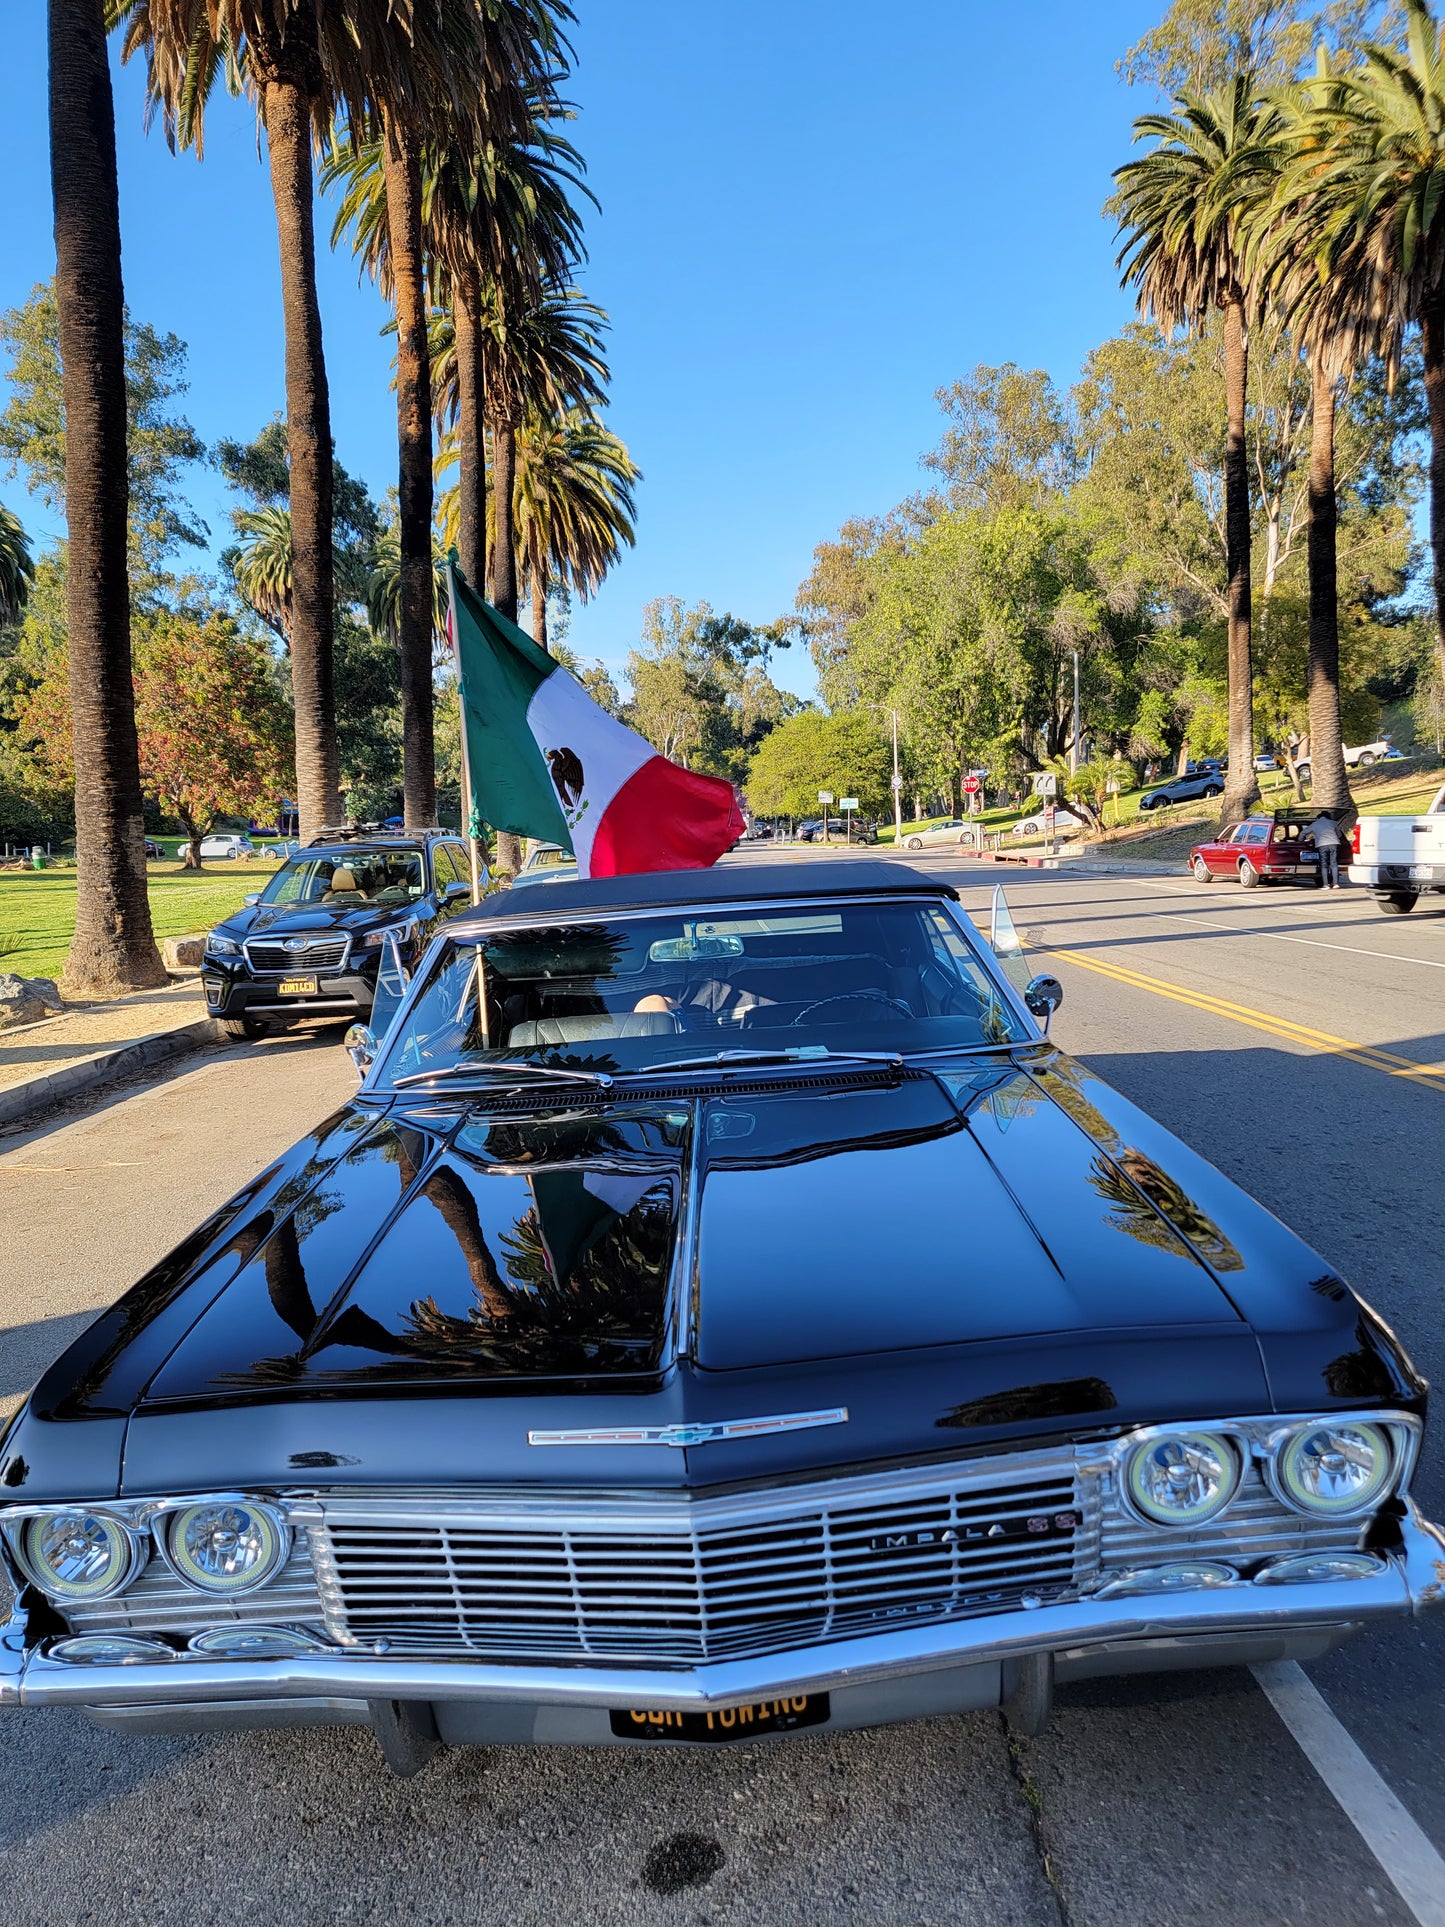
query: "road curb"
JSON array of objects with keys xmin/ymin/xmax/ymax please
[{"xmin": 0, "ymin": 1016, "xmax": 226, "ymax": 1130}]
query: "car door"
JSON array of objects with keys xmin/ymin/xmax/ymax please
[
  {"xmin": 437, "ymin": 842, "xmax": 475, "ymax": 916},
  {"xmin": 1203, "ymin": 825, "xmax": 1236, "ymax": 875}
]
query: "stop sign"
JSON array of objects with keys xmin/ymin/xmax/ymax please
[{"xmin": 963, "ymin": 775, "xmax": 980, "ymax": 794}]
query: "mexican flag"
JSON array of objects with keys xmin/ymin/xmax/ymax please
[{"xmin": 448, "ymin": 565, "xmax": 744, "ymax": 877}]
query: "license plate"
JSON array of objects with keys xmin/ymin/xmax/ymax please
[
  {"xmin": 276, "ymin": 976, "xmax": 318, "ymax": 995},
  {"xmin": 1410, "ymin": 866, "xmax": 1434, "ymax": 881},
  {"xmin": 609, "ymin": 1694, "xmax": 829, "ymax": 1744}
]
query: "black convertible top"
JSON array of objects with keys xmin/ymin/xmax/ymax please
[{"xmin": 454, "ymin": 859, "xmax": 957, "ymax": 929}]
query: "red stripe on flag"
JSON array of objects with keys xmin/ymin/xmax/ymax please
[{"xmin": 589, "ymin": 756, "xmax": 744, "ymax": 877}]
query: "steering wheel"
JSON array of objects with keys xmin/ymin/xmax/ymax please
[{"xmin": 791, "ymin": 991, "xmax": 914, "ymax": 1026}]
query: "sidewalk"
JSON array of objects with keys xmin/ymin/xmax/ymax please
[{"xmin": 0, "ymin": 979, "xmax": 222, "ymax": 1127}]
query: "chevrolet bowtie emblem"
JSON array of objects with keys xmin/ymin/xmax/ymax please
[{"xmin": 527, "ymin": 1408, "xmax": 849, "ymax": 1448}]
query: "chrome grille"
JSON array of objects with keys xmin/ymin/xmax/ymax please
[
  {"xmin": 243, "ymin": 936, "xmax": 350, "ymax": 975},
  {"xmin": 311, "ymin": 1456, "xmax": 1090, "ymax": 1662},
  {"xmin": 66, "ymin": 1535, "xmax": 325, "ymax": 1636}
]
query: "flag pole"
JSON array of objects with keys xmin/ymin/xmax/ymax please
[{"xmin": 446, "ymin": 558, "xmax": 484, "ymax": 905}]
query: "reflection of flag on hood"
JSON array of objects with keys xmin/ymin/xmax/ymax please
[
  {"xmin": 529, "ymin": 1170, "xmax": 656, "ymax": 1285},
  {"xmin": 447, "ymin": 563, "xmax": 744, "ymax": 877}
]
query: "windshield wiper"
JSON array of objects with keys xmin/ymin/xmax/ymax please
[
  {"xmin": 629, "ymin": 1047, "xmax": 905, "ymax": 1076},
  {"xmin": 392, "ymin": 1060, "xmax": 614, "ymax": 1090}
]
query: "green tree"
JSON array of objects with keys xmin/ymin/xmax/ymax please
[
  {"xmin": 1114, "ymin": 73, "xmax": 1288, "ymax": 821},
  {"xmin": 746, "ymin": 709, "xmax": 894, "ymax": 821},
  {"xmin": 504, "ymin": 409, "xmax": 638, "ymax": 649},
  {"xmin": 921, "ymin": 364, "xmax": 1077, "ymax": 512},
  {"xmin": 625, "ymin": 597, "xmax": 799, "ymax": 783},
  {"xmin": 1120, "ymin": 0, "xmax": 1378, "ymax": 94},
  {"xmin": 0, "ymin": 506, "xmax": 34, "ymax": 627}
]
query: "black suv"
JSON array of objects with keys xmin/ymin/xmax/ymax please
[{"xmin": 200, "ymin": 829, "xmax": 478, "ymax": 1039}]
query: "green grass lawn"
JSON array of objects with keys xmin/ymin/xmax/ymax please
[{"xmin": 0, "ymin": 863, "xmax": 272, "ymax": 984}]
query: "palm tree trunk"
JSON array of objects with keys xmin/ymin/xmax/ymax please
[
  {"xmin": 49, "ymin": 0, "xmax": 164, "ymax": 995},
  {"xmin": 1421, "ymin": 291, "xmax": 1445, "ymax": 695},
  {"xmin": 490, "ymin": 419, "xmax": 519, "ymax": 620},
  {"xmin": 530, "ymin": 540, "xmax": 548, "ymax": 650},
  {"xmin": 1221, "ymin": 295, "xmax": 1261, "ymax": 823},
  {"xmin": 258, "ymin": 27, "xmax": 340, "ymax": 845},
  {"xmin": 1305, "ymin": 354, "xmax": 1351, "ymax": 819},
  {"xmin": 453, "ymin": 268, "xmax": 487, "ymax": 596},
  {"xmin": 381, "ymin": 112, "xmax": 436, "ymax": 830}
]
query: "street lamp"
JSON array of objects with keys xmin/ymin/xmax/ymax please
[
  {"xmin": 868, "ymin": 704, "xmax": 904, "ymax": 851},
  {"xmin": 1070, "ymin": 650, "xmax": 1081, "ymax": 776}
]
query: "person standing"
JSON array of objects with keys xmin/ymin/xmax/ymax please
[{"xmin": 1309, "ymin": 809, "xmax": 1343, "ymax": 890}]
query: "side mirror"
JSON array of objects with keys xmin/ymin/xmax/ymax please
[
  {"xmin": 446, "ymin": 880, "xmax": 471, "ymax": 899},
  {"xmin": 343, "ymin": 1023, "xmax": 377, "ymax": 1079},
  {"xmin": 243, "ymin": 892, "xmax": 260, "ymax": 907},
  {"xmin": 1025, "ymin": 975, "xmax": 1064, "ymax": 1032}
]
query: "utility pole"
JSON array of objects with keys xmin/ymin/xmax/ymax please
[
  {"xmin": 1070, "ymin": 651, "xmax": 1081, "ymax": 775},
  {"xmin": 890, "ymin": 708, "xmax": 903, "ymax": 851}
]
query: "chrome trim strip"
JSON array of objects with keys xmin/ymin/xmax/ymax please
[
  {"xmin": 241, "ymin": 933, "xmax": 352, "ymax": 977},
  {"xmin": 3, "ymin": 1500, "xmax": 1439, "ymax": 1714},
  {"xmin": 526, "ymin": 1408, "xmax": 849, "ymax": 1448}
]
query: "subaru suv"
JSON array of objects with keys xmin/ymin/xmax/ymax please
[{"xmin": 200, "ymin": 829, "xmax": 479, "ymax": 1039}]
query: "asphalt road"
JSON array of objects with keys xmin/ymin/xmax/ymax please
[{"xmin": 0, "ymin": 865, "xmax": 1441, "ymax": 1926}]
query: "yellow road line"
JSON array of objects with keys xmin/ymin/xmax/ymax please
[{"xmin": 1045, "ymin": 944, "xmax": 1445, "ymax": 1095}]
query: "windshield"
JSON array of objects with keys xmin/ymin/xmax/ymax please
[
  {"xmin": 257, "ymin": 850, "xmax": 425, "ymax": 909},
  {"xmin": 373, "ymin": 898, "xmax": 1025, "ymax": 1086}
]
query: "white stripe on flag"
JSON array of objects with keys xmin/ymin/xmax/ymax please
[{"xmin": 525, "ymin": 669, "xmax": 654, "ymax": 877}]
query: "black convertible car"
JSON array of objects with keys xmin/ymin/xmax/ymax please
[{"xmin": 2, "ymin": 862, "xmax": 1439, "ymax": 1774}]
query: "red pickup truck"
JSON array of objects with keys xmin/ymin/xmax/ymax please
[{"xmin": 1188, "ymin": 815, "xmax": 1323, "ymax": 888}]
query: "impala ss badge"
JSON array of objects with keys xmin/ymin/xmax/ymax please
[{"xmin": 527, "ymin": 1408, "xmax": 849, "ymax": 1448}]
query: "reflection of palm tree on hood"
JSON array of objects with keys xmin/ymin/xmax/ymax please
[{"xmin": 1088, "ymin": 1152, "xmax": 1245, "ymax": 1272}]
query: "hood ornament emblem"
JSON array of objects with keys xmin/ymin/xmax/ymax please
[
  {"xmin": 527, "ymin": 1408, "xmax": 849, "ymax": 1449},
  {"xmin": 284, "ymin": 938, "xmax": 307, "ymax": 951}
]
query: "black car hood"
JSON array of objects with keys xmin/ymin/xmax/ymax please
[
  {"xmin": 212, "ymin": 900, "xmax": 417, "ymax": 943},
  {"xmin": 8, "ymin": 1057, "xmax": 1420, "ymax": 1500}
]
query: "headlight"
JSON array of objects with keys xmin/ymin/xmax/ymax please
[
  {"xmin": 206, "ymin": 934, "xmax": 240, "ymax": 957},
  {"xmin": 363, "ymin": 919, "xmax": 418, "ymax": 949},
  {"xmin": 1272, "ymin": 1422, "xmax": 1392, "ymax": 1517},
  {"xmin": 1123, "ymin": 1430, "xmax": 1240, "ymax": 1527},
  {"xmin": 164, "ymin": 1501, "xmax": 288, "ymax": 1594},
  {"xmin": 18, "ymin": 1510, "xmax": 142, "ymax": 1601}
]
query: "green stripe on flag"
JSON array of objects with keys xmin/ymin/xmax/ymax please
[{"xmin": 451, "ymin": 568, "xmax": 573, "ymax": 850}]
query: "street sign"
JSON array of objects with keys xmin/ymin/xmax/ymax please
[
  {"xmin": 889, "ymin": 773, "xmax": 904, "ymax": 791},
  {"xmin": 963, "ymin": 775, "xmax": 981, "ymax": 795},
  {"xmin": 840, "ymin": 797, "xmax": 858, "ymax": 812},
  {"xmin": 817, "ymin": 791, "xmax": 834, "ymax": 804},
  {"xmin": 1044, "ymin": 804, "xmax": 1056, "ymax": 824},
  {"xmin": 1032, "ymin": 772, "xmax": 1058, "ymax": 797}
]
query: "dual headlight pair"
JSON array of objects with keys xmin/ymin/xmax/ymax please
[
  {"xmin": 9, "ymin": 1500, "xmax": 288, "ymax": 1605},
  {"xmin": 1124, "ymin": 1421, "xmax": 1395, "ymax": 1529}
]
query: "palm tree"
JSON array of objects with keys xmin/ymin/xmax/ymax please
[
  {"xmin": 1279, "ymin": 0, "xmax": 1445, "ymax": 695},
  {"xmin": 113, "ymin": 0, "xmax": 550, "ymax": 838},
  {"xmin": 50, "ymin": 0, "xmax": 165, "ymax": 993},
  {"xmin": 512, "ymin": 410, "xmax": 639, "ymax": 648},
  {"xmin": 1260, "ymin": 60, "xmax": 1401, "ymax": 820},
  {"xmin": 1114, "ymin": 74, "xmax": 1286, "ymax": 823},
  {"xmin": 229, "ymin": 504, "xmax": 295, "ymax": 642},
  {"xmin": 0, "ymin": 505, "xmax": 35, "ymax": 626}
]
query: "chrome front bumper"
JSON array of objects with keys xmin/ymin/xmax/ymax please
[{"xmin": 4, "ymin": 1500, "xmax": 1440, "ymax": 1718}]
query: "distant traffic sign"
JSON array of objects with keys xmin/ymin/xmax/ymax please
[
  {"xmin": 1032, "ymin": 772, "xmax": 1058, "ymax": 797},
  {"xmin": 817, "ymin": 791, "xmax": 834, "ymax": 804},
  {"xmin": 963, "ymin": 775, "xmax": 981, "ymax": 794},
  {"xmin": 840, "ymin": 797, "xmax": 858, "ymax": 812},
  {"xmin": 889, "ymin": 773, "xmax": 904, "ymax": 791}
]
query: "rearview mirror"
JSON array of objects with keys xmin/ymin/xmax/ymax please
[
  {"xmin": 649, "ymin": 931, "xmax": 745, "ymax": 964},
  {"xmin": 343, "ymin": 1024, "xmax": 376, "ymax": 1078},
  {"xmin": 1024, "ymin": 974, "xmax": 1064, "ymax": 1033}
]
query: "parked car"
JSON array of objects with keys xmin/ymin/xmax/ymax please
[
  {"xmin": 198, "ymin": 833, "xmax": 257, "ymax": 861},
  {"xmin": 2, "ymin": 860, "xmax": 1436, "ymax": 1776},
  {"xmin": 142, "ymin": 839, "xmax": 166, "ymax": 860},
  {"xmin": 1188, "ymin": 814, "xmax": 1325, "ymax": 888},
  {"xmin": 1295, "ymin": 740, "xmax": 1396, "ymax": 782},
  {"xmin": 1253, "ymin": 753, "xmax": 1279, "ymax": 773},
  {"xmin": 902, "ymin": 818, "xmax": 973, "ymax": 850},
  {"xmin": 1009, "ymin": 809, "xmax": 1084, "ymax": 840},
  {"xmin": 198, "ymin": 829, "xmax": 480, "ymax": 1040},
  {"xmin": 1348, "ymin": 781, "xmax": 1445, "ymax": 914},
  {"xmin": 512, "ymin": 841, "xmax": 578, "ymax": 888},
  {"xmin": 1138, "ymin": 769, "xmax": 1225, "ymax": 810}
]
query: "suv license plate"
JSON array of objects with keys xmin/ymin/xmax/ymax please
[
  {"xmin": 277, "ymin": 976, "xmax": 318, "ymax": 995},
  {"xmin": 609, "ymin": 1695, "xmax": 828, "ymax": 1743},
  {"xmin": 1410, "ymin": 866, "xmax": 1433, "ymax": 881}
]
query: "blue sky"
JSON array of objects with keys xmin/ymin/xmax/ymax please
[{"xmin": 1, "ymin": 0, "xmax": 1160, "ymax": 701}]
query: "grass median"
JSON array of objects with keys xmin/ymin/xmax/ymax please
[{"xmin": 0, "ymin": 863, "xmax": 269, "ymax": 985}]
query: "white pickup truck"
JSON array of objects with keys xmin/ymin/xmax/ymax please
[{"xmin": 1348, "ymin": 782, "xmax": 1445, "ymax": 913}]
